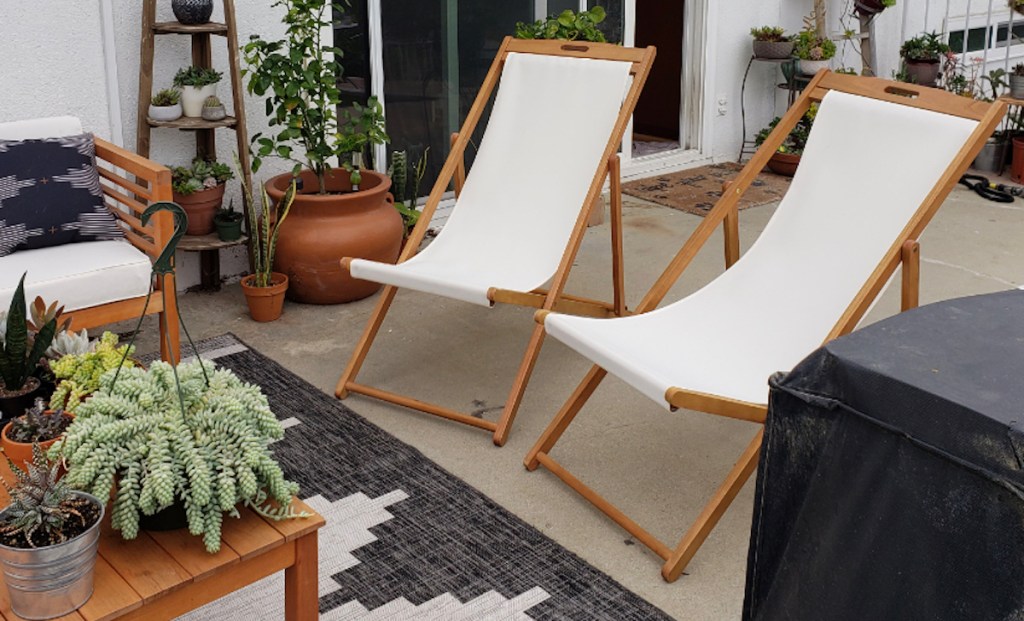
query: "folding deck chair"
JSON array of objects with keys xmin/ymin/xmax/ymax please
[
  {"xmin": 335, "ymin": 37, "xmax": 656, "ymax": 446},
  {"xmin": 524, "ymin": 72, "xmax": 1006, "ymax": 581}
]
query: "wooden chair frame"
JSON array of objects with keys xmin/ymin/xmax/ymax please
[
  {"xmin": 335, "ymin": 37, "xmax": 656, "ymax": 446},
  {"xmin": 62, "ymin": 138, "xmax": 181, "ymax": 363},
  {"xmin": 524, "ymin": 71, "xmax": 1008, "ymax": 581}
]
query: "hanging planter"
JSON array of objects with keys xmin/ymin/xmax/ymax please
[
  {"xmin": 1012, "ymin": 0, "xmax": 1024, "ymax": 17},
  {"xmin": 854, "ymin": 0, "xmax": 896, "ymax": 17}
]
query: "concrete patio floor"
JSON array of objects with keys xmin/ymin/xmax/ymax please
[{"xmin": 131, "ymin": 182, "xmax": 1022, "ymax": 620}]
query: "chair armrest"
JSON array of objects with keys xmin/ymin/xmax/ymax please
[{"xmin": 94, "ymin": 138, "xmax": 174, "ymax": 260}]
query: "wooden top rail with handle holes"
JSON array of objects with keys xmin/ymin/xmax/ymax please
[{"xmin": 0, "ymin": 465, "xmax": 325, "ymax": 621}]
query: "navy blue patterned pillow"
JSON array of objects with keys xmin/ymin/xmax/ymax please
[{"xmin": 0, "ymin": 133, "xmax": 123, "ymax": 257}]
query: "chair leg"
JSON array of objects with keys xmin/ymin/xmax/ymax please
[
  {"xmin": 492, "ymin": 323, "xmax": 549, "ymax": 446},
  {"xmin": 524, "ymin": 365, "xmax": 608, "ymax": 469},
  {"xmin": 335, "ymin": 285, "xmax": 399, "ymax": 399},
  {"xmin": 901, "ymin": 239, "xmax": 920, "ymax": 312},
  {"xmin": 159, "ymin": 273, "xmax": 180, "ymax": 364},
  {"xmin": 661, "ymin": 428, "xmax": 763, "ymax": 582},
  {"xmin": 609, "ymin": 155, "xmax": 626, "ymax": 316}
]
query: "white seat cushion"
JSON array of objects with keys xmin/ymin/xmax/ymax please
[
  {"xmin": 0, "ymin": 116, "xmax": 84, "ymax": 140},
  {"xmin": 0, "ymin": 240, "xmax": 151, "ymax": 312}
]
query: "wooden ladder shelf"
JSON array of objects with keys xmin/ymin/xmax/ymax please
[{"xmin": 135, "ymin": 0, "xmax": 252, "ymax": 290}]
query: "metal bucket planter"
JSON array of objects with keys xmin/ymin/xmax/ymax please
[
  {"xmin": 973, "ymin": 136, "xmax": 1008, "ymax": 174},
  {"xmin": 0, "ymin": 492, "xmax": 103, "ymax": 620}
]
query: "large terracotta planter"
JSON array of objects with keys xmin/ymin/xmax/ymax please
[
  {"xmin": 265, "ymin": 169, "xmax": 403, "ymax": 304},
  {"xmin": 241, "ymin": 272, "xmax": 288, "ymax": 322},
  {"xmin": 173, "ymin": 183, "xmax": 225, "ymax": 235},
  {"xmin": 1012, "ymin": 137, "xmax": 1024, "ymax": 183}
]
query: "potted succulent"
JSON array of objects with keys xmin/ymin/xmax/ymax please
[
  {"xmin": 0, "ymin": 445, "xmax": 103, "ymax": 620},
  {"xmin": 0, "ymin": 275, "xmax": 58, "ymax": 422},
  {"xmin": 173, "ymin": 66, "xmax": 223, "ymax": 117},
  {"xmin": 387, "ymin": 149, "xmax": 430, "ymax": 238},
  {"xmin": 149, "ymin": 88, "xmax": 183, "ymax": 122},
  {"xmin": 236, "ymin": 157, "xmax": 295, "ymax": 321},
  {"xmin": 52, "ymin": 360, "xmax": 306, "ymax": 552},
  {"xmin": 900, "ymin": 32, "xmax": 951, "ymax": 87},
  {"xmin": 49, "ymin": 331, "xmax": 134, "ymax": 413},
  {"xmin": 755, "ymin": 103, "xmax": 818, "ymax": 177},
  {"xmin": 171, "ymin": 158, "xmax": 234, "ymax": 235},
  {"xmin": 201, "ymin": 95, "xmax": 227, "ymax": 121},
  {"xmin": 1009, "ymin": 63, "xmax": 1024, "ymax": 99},
  {"xmin": 172, "ymin": 0, "xmax": 214, "ymax": 25},
  {"xmin": 244, "ymin": 0, "xmax": 401, "ymax": 305},
  {"xmin": 514, "ymin": 6, "xmax": 608, "ymax": 41},
  {"xmin": 1, "ymin": 398, "xmax": 71, "ymax": 472},
  {"xmin": 855, "ymin": 0, "xmax": 897, "ymax": 16},
  {"xmin": 214, "ymin": 198, "xmax": 244, "ymax": 242},
  {"xmin": 793, "ymin": 29, "xmax": 836, "ymax": 76},
  {"xmin": 750, "ymin": 26, "xmax": 794, "ymax": 59}
]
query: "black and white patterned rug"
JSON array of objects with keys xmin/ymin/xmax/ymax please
[{"xmin": 159, "ymin": 334, "xmax": 671, "ymax": 620}]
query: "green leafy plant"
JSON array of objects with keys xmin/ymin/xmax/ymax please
[
  {"xmin": 242, "ymin": 0, "xmax": 389, "ymax": 192},
  {"xmin": 215, "ymin": 198, "xmax": 244, "ymax": 224},
  {"xmin": 235, "ymin": 155, "xmax": 295, "ymax": 288},
  {"xmin": 900, "ymin": 32, "xmax": 951, "ymax": 62},
  {"xmin": 203, "ymin": 95, "xmax": 223, "ymax": 108},
  {"xmin": 49, "ymin": 332, "xmax": 134, "ymax": 413},
  {"xmin": 754, "ymin": 103, "xmax": 819, "ymax": 156},
  {"xmin": 0, "ymin": 444, "xmax": 96, "ymax": 548},
  {"xmin": 515, "ymin": 6, "xmax": 607, "ymax": 42},
  {"xmin": 151, "ymin": 89, "xmax": 181, "ymax": 106},
  {"xmin": 6, "ymin": 398, "xmax": 70, "ymax": 444},
  {"xmin": 387, "ymin": 148, "xmax": 429, "ymax": 235},
  {"xmin": 171, "ymin": 158, "xmax": 234, "ymax": 195},
  {"xmin": 52, "ymin": 360, "xmax": 307, "ymax": 553},
  {"xmin": 793, "ymin": 29, "xmax": 837, "ymax": 61},
  {"xmin": 0, "ymin": 274, "xmax": 57, "ymax": 396},
  {"xmin": 173, "ymin": 66, "xmax": 223, "ymax": 88},
  {"xmin": 750, "ymin": 26, "xmax": 788, "ymax": 42}
]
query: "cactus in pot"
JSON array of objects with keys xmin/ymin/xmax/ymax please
[{"xmin": 201, "ymin": 95, "xmax": 227, "ymax": 121}]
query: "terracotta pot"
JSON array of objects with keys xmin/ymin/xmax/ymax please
[
  {"xmin": 1011, "ymin": 137, "xmax": 1024, "ymax": 183},
  {"xmin": 265, "ymin": 169, "xmax": 403, "ymax": 304},
  {"xmin": 767, "ymin": 151, "xmax": 801, "ymax": 177},
  {"xmin": 241, "ymin": 272, "xmax": 288, "ymax": 322},
  {"xmin": 905, "ymin": 59, "xmax": 940, "ymax": 87},
  {"xmin": 1, "ymin": 414, "xmax": 70, "ymax": 473},
  {"xmin": 173, "ymin": 183, "xmax": 225, "ymax": 235}
]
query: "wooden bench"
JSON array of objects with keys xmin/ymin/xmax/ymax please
[{"xmin": 0, "ymin": 492, "xmax": 325, "ymax": 621}]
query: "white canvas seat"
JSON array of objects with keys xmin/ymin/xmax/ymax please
[
  {"xmin": 350, "ymin": 51, "xmax": 633, "ymax": 307},
  {"xmin": 546, "ymin": 90, "xmax": 978, "ymax": 408},
  {"xmin": 337, "ymin": 38, "xmax": 656, "ymax": 446},
  {"xmin": 525, "ymin": 73, "xmax": 1005, "ymax": 582}
]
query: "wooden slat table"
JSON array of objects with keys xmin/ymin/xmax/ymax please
[{"xmin": 0, "ymin": 483, "xmax": 325, "ymax": 621}]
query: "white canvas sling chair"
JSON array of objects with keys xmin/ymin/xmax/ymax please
[
  {"xmin": 524, "ymin": 71, "xmax": 1007, "ymax": 581},
  {"xmin": 335, "ymin": 37, "xmax": 656, "ymax": 446}
]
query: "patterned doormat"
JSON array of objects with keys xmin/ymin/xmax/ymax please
[
  {"xmin": 622, "ymin": 161, "xmax": 790, "ymax": 216},
  {"xmin": 162, "ymin": 334, "xmax": 672, "ymax": 620}
]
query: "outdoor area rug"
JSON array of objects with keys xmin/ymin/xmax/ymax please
[
  {"xmin": 622, "ymin": 161, "xmax": 790, "ymax": 215},
  {"xmin": 155, "ymin": 334, "xmax": 671, "ymax": 620}
]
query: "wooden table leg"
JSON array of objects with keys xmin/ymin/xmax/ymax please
[{"xmin": 285, "ymin": 531, "xmax": 319, "ymax": 621}]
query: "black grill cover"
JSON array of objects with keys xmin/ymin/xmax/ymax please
[{"xmin": 744, "ymin": 290, "xmax": 1024, "ymax": 621}]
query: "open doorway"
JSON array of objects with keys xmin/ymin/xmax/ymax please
[{"xmin": 632, "ymin": 0, "xmax": 683, "ymax": 158}]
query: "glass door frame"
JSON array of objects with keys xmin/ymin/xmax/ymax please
[{"xmin": 363, "ymin": 0, "xmax": 712, "ymax": 178}]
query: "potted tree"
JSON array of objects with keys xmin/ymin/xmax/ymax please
[
  {"xmin": 750, "ymin": 26, "xmax": 794, "ymax": 59},
  {"xmin": 793, "ymin": 29, "xmax": 836, "ymax": 75},
  {"xmin": 52, "ymin": 360, "xmax": 306, "ymax": 551},
  {"xmin": 243, "ymin": 0, "xmax": 402, "ymax": 304},
  {"xmin": 0, "ymin": 445, "xmax": 103, "ymax": 620},
  {"xmin": 1, "ymin": 398, "xmax": 71, "ymax": 472},
  {"xmin": 0, "ymin": 275, "xmax": 58, "ymax": 421},
  {"xmin": 900, "ymin": 32, "xmax": 951, "ymax": 87},
  {"xmin": 173, "ymin": 66, "xmax": 222, "ymax": 118},
  {"xmin": 237, "ymin": 157, "xmax": 295, "ymax": 322},
  {"xmin": 171, "ymin": 158, "xmax": 234, "ymax": 235},
  {"xmin": 149, "ymin": 88, "xmax": 182, "ymax": 122}
]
